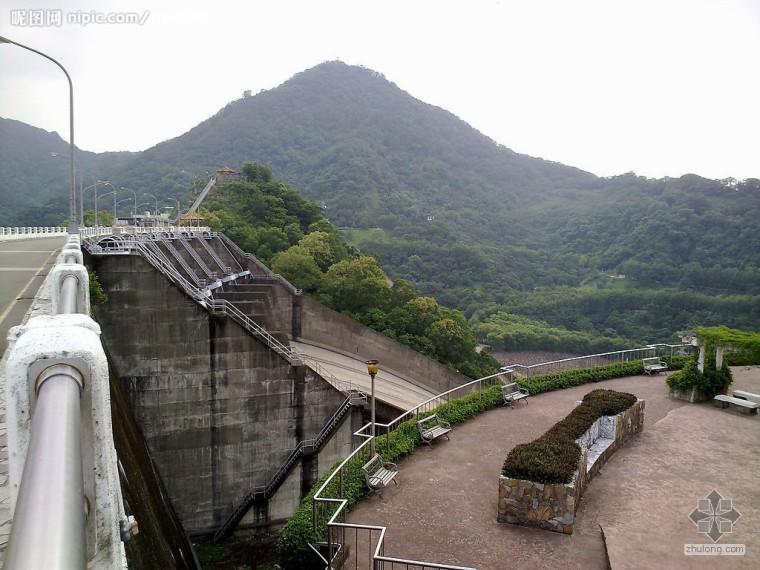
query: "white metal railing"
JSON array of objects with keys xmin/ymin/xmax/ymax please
[
  {"xmin": 507, "ymin": 344, "xmax": 691, "ymax": 377},
  {"xmin": 310, "ymin": 372, "xmax": 508, "ymax": 570},
  {"xmin": 4, "ymin": 233, "xmax": 128, "ymax": 568},
  {"xmin": 0, "ymin": 226, "xmax": 68, "ymax": 240}
]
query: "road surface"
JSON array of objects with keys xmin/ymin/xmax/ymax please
[{"xmin": 0, "ymin": 236, "xmax": 66, "ymax": 354}]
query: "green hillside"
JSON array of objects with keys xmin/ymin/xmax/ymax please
[{"xmin": 2, "ymin": 61, "xmax": 758, "ymax": 347}]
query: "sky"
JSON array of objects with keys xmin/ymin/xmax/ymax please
[{"xmin": 1, "ymin": 0, "xmax": 759, "ymax": 181}]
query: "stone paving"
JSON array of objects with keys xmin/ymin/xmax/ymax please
[{"xmin": 347, "ymin": 367, "xmax": 760, "ymax": 570}]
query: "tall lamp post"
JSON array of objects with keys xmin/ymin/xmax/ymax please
[
  {"xmin": 2, "ymin": 36, "xmax": 77, "ymax": 233},
  {"xmin": 95, "ymin": 191, "xmax": 115, "ymax": 232},
  {"xmin": 121, "ymin": 187, "xmax": 137, "ymax": 218},
  {"xmin": 98, "ymin": 181, "xmax": 117, "ymax": 228},
  {"xmin": 168, "ymin": 198, "xmax": 181, "ymax": 224},
  {"xmin": 115, "ymin": 198, "xmax": 131, "ymax": 221},
  {"xmin": 366, "ymin": 359, "xmax": 380, "ymax": 454},
  {"xmin": 144, "ymin": 193, "xmax": 158, "ymax": 217}
]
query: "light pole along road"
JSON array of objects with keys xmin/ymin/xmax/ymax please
[{"xmin": 0, "ymin": 236, "xmax": 66, "ymax": 354}]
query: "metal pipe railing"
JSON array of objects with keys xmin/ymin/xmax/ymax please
[
  {"xmin": 56, "ymin": 275, "xmax": 80, "ymax": 314},
  {"xmin": 3, "ymin": 364, "xmax": 87, "ymax": 569}
]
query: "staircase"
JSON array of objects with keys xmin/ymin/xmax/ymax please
[{"xmin": 213, "ymin": 396, "xmax": 354, "ymax": 544}]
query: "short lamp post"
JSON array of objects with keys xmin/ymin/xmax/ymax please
[{"xmin": 366, "ymin": 359, "xmax": 380, "ymax": 455}]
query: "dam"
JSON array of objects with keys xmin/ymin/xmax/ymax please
[{"xmin": 85, "ymin": 229, "xmax": 471, "ymax": 543}]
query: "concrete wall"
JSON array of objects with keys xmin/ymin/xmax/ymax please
[
  {"xmin": 296, "ymin": 296, "xmax": 471, "ymax": 395},
  {"xmin": 88, "ymin": 252, "xmax": 353, "ymax": 536}
]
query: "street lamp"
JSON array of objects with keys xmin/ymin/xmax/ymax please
[
  {"xmin": 98, "ymin": 182, "xmax": 117, "ymax": 229},
  {"xmin": 1, "ymin": 36, "xmax": 77, "ymax": 232},
  {"xmin": 144, "ymin": 193, "xmax": 158, "ymax": 215},
  {"xmin": 365, "ymin": 359, "xmax": 380, "ymax": 454},
  {"xmin": 121, "ymin": 187, "xmax": 137, "ymax": 218},
  {"xmin": 115, "ymin": 198, "xmax": 131, "ymax": 220},
  {"xmin": 81, "ymin": 181, "xmax": 105, "ymax": 227},
  {"xmin": 95, "ymin": 191, "xmax": 115, "ymax": 231}
]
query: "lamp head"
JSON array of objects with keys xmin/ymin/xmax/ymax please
[{"xmin": 365, "ymin": 359, "xmax": 379, "ymax": 379}]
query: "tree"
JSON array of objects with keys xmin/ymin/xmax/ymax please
[
  {"xmin": 270, "ymin": 246, "xmax": 323, "ymax": 291},
  {"xmin": 320, "ymin": 256, "xmax": 391, "ymax": 314}
]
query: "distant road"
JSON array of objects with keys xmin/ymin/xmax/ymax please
[{"xmin": 0, "ymin": 236, "xmax": 66, "ymax": 354}]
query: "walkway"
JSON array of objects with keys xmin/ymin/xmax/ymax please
[
  {"xmin": 346, "ymin": 367, "xmax": 760, "ymax": 569},
  {"xmin": 0, "ymin": 236, "xmax": 64, "ymax": 353}
]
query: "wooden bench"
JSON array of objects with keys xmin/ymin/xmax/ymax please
[
  {"xmin": 642, "ymin": 357, "xmax": 668, "ymax": 375},
  {"xmin": 732, "ymin": 390, "xmax": 760, "ymax": 404},
  {"xmin": 417, "ymin": 414, "xmax": 451, "ymax": 446},
  {"xmin": 501, "ymin": 382, "xmax": 530, "ymax": 407},
  {"xmin": 362, "ymin": 454, "xmax": 398, "ymax": 495},
  {"xmin": 714, "ymin": 394, "xmax": 759, "ymax": 414}
]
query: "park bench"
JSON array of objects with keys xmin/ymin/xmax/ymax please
[
  {"xmin": 362, "ymin": 454, "xmax": 398, "ymax": 495},
  {"xmin": 642, "ymin": 357, "xmax": 668, "ymax": 375},
  {"xmin": 714, "ymin": 394, "xmax": 759, "ymax": 414},
  {"xmin": 417, "ymin": 414, "xmax": 451, "ymax": 446},
  {"xmin": 501, "ymin": 382, "xmax": 530, "ymax": 407},
  {"xmin": 732, "ymin": 390, "xmax": 760, "ymax": 404}
]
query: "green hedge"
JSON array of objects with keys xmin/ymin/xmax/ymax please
[
  {"xmin": 501, "ymin": 389, "xmax": 637, "ymax": 484},
  {"xmin": 276, "ymin": 358, "xmax": 670, "ymax": 568}
]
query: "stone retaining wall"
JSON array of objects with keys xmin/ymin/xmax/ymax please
[{"xmin": 497, "ymin": 399, "xmax": 644, "ymax": 534}]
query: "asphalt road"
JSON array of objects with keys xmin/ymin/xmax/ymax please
[{"xmin": 0, "ymin": 236, "xmax": 66, "ymax": 354}]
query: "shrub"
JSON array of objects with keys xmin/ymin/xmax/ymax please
[
  {"xmin": 666, "ymin": 358, "xmax": 733, "ymax": 398},
  {"xmin": 502, "ymin": 389, "xmax": 637, "ymax": 484}
]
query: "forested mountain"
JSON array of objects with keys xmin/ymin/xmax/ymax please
[{"xmin": 2, "ymin": 61, "xmax": 758, "ymax": 347}]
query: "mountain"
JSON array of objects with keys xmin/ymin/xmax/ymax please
[
  {"xmin": 0, "ymin": 118, "xmax": 136, "ymax": 226},
  {"xmin": 1, "ymin": 61, "xmax": 758, "ymax": 342}
]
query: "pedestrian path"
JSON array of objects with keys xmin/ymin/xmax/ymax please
[{"xmin": 346, "ymin": 368, "xmax": 760, "ymax": 569}]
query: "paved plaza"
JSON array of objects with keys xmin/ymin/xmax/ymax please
[{"xmin": 347, "ymin": 367, "xmax": 760, "ymax": 570}]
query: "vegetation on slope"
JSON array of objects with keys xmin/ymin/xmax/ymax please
[{"xmin": 203, "ymin": 162, "xmax": 499, "ymax": 378}]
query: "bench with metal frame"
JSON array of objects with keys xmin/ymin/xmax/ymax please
[
  {"xmin": 642, "ymin": 357, "xmax": 668, "ymax": 375},
  {"xmin": 417, "ymin": 414, "xmax": 451, "ymax": 446},
  {"xmin": 501, "ymin": 382, "xmax": 530, "ymax": 407},
  {"xmin": 714, "ymin": 394, "xmax": 759, "ymax": 414},
  {"xmin": 362, "ymin": 454, "xmax": 398, "ymax": 495}
]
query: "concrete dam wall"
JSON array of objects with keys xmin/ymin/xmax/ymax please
[{"xmin": 86, "ymin": 232, "xmax": 471, "ymax": 538}]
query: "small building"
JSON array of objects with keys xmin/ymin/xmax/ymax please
[
  {"xmin": 180, "ymin": 211, "xmax": 205, "ymax": 228},
  {"xmin": 216, "ymin": 166, "xmax": 238, "ymax": 185}
]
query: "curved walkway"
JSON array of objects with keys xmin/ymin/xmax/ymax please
[{"xmin": 347, "ymin": 367, "xmax": 760, "ymax": 569}]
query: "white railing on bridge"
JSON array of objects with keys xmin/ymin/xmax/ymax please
[{"xmin": 3, "ymin": 233, "xmax": 130, "ymax": 568}]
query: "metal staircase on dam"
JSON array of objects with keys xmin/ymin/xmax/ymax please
[{"xmin": 212, "ymin": 395, "xmax": 355, "ymax": 544}]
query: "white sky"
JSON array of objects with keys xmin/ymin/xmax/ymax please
[{"xmin": 1, "ymin": 0, "xmax": 759, "ymax": 180}]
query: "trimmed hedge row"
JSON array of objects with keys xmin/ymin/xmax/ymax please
[
  {"xmin": 276, "ymin": 358, "xmax": 672, "ymax": 569},
  {"xmin": 501, "ymin": 389, "xmax": 637, "ymax": 484}
]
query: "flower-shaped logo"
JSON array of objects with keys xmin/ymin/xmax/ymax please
[{"xmin": 688, "ymin": 489, "xmax": 741, "ymax": 542}]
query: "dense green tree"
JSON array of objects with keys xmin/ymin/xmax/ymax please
[{"xmin": 270, "ymin": 246, "xmax": 323, "ymax": 291}]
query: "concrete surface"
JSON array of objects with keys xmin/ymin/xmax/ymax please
[{"xmin": 346, "ymin": 367, "xmax": 760, "ymax": 570}]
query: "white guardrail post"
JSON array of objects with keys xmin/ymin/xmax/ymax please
[{"xmin": 3, "ymin": 234, "xmax": 129, "ymax": 568}]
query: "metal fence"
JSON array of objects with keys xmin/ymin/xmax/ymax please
[
  {"xmin": 310, "ymin": 372, "xmax": 509, "ymax": 570},
  {"xmin": 508, "ymin": 344, "xmax": 692, "ymax": 377}
]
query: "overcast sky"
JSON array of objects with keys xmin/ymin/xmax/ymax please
[{"xmin": 1, "ymin": 0, "xmax": 758, "ymax": 180}]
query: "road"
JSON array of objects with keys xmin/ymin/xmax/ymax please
[{"xmin": 0, "ymin": 236, "xmax": 66, "ymax": 354}]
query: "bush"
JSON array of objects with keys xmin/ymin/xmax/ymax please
[
  {"xmin": 666, "ymin": 358, "xmax": 733, "ymax": 398},
  {"xmin": 502, "ymin": 389, "xmax": 637, "ymax": 484}
]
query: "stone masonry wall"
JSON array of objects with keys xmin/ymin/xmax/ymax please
[{"xmin": 498, "ymin": 399, "xmax": 644, "ymax": 534}]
